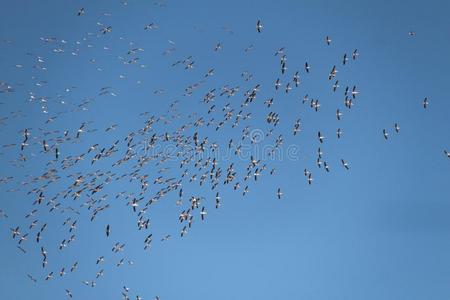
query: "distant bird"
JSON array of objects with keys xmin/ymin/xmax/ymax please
[
  {"xmin": 0, "ymin": 209, "xmax": 8, "ymax": 218},
  {"xmin": 101, "ymin": 26, "xmax": 112, "ymax": 34},
  {"xmin": 77, "ymin": 8, "xmax": 85, "ymax": 16},
  {"xmin": 305, "ymin": 62, "xmax": 310, "ymax": 73},
  {"xmin": 318, "ymin": 131, "xmax": 324, "ymax": 143},
  {"xmin": 65, "ymin": 289, "xmax": 73, "ymax": 298},
  {"xmin": 27, "ymin": 274, "xmax": 37, "ymax": 283},
  {"xmin": 341, "ymin": 159, "xmax": 349, "ymax": 170},
  {"xmin": 328, "ymin": 65, "xmax": 337, "ymax": 80},
  {"xmin": 180, "ymin": 226, "xmax": 187, "ymax": 237},
  {"xmin": 70, "ymin": 262, "xmax": 78, "ymax": 272},
  {"xmin": 333, "ymin": 80, "xmax": 339, "ymax": 92},
  {"xmin": 394, "ymin": 123, "xmax": 400, "ymax": 133},
  {"xmin": 444, "ymin": 150, "xmax": 450, "ymax": 158},
  {"xmin": 383, "ymin": 129, "xmax": 388, "ymax": 140},
  {"xmin": 161, "ymin": 234, "xmax": 171, "ymax": 242},
  {"xmin": 200, "ymin": 206, "xmax": 207, "ymax": 220},
  {"xmin": 325, "ymin": 36, "xmax": 331, "ymax": 45},
  {"xmin": 45, "ymin": 272, "xmax": 53, "ymax": 280},
  {"xmin": 343, "ymin": 53, "xmax": 348, "ymax": 65},
  {"xmin": 307, "ymin": 173, "xmax": 313, "ymax": 185},
  {"xmin": 144, "ymin": 23, "xmax": 159, "ymax": 30},
  {"xmin": 277, "ymin": 188, "xmax": 283, "ymax": 199},
  {"xmin": 96, "ymin": 256, "xmax": 105, "ymax": 264},
  {"xmin": 423, "ymin": 97, "xmax": 429, "ymax": 109},
  {"xmin": 106, "ymin": 224, "xmax": 110, "ymax": 237},
  {"xmin": 336, "ymin": 109, "xmax": 342, "ymax": 120},
  {"xmin": 275, "ymin": 78, "xmax": 281, "ymax": 90},
  {"xmin": 256, "ymin": 20, "xmax": 263, "ymax": 33},
  {"xmin": 10, "ymin": 226, "xmax": 20, "ymax": 238}
]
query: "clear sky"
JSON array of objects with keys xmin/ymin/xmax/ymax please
[{"xmin": 1, "ymin": 0, "xmax": 450, "ymax": 299}]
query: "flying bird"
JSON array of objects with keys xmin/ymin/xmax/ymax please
[{"xmin": 256, "ymin": 20, "xmax": 263, "ymax": 33}]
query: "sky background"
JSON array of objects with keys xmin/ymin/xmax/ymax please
[{"xmin": 1, "ymin": 0, "xmax": 450, "ymax": 299}]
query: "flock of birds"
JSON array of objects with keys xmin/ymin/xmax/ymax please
[{"xmin": 0, "ymin": 4, "xmax": 448, "ymax": 300}]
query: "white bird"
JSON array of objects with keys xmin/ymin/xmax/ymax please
[
  {"xmin": 444, "ymin": 150, "xmax": 450, "ymax": 158},
  {"xmin": 341, "ymin": 159, "xmax": 349, "ymax": 170},
  {"xmin": 423, "ymin": 97, "xmax": 429, "ymax": 109},
  {"xmin": 256, "ymin": 20, "xmax": 263, "ymax": 33},
  {"xmin": 277, "ymin": 188, "xmax": 283, "ymax": 199}
]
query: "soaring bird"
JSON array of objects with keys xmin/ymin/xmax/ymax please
[
  {"xmin": 341, "ymin": 159, "xmax": 350, "ymax": 170},
  {"xmin": 444, "ymin": 150, "xmax": 450, "ymax": 158},
  {"xmin": 305, "ymin": 62, "xmax": 310, "ymax": 73},
  {"xmin": 423, "ymin": 97, "xmax": 429, "ymax": 109},
  {"xmin": 200, "ymin": 206, "xmax": 207, "ymax": 220},
  {"xmin": 65, "ymin": 289, "xmax": 73, "ymax": 298},
  {"xmin": 318, "ymin": 131, "xmax": 325, "ymax": 143},
  {"xmin": 336, "ymin": 109, "xmax": 342, "ymax": 120},
  {"xmin": 256, "ymin": 20, "xmax": 263, "ymax": 33},
  {"xmin": 277, "ymin": 188, "xmax": 283, "ymax": 199}
]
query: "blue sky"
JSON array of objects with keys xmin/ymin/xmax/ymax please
[{"xmin": 1, "ymin": 0, "xmax": 450, "ymax": 299}]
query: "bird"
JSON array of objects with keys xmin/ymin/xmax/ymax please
[
  {"xmin": 305, "ymin": 62, "xmax": 310, "ymax": 73},
  {"xmin": 337, "ymin": 128, "xmax": 342, "ymax": 139},
  {"xmin": 96, "ymin": 256, "xmax": 105, "ymax": 264},
  {"xmin": 341, "ymin": 159, "xmax": 349, "ymax": 170},
  {"xmin": 45, "ymin": 272, "xmax": 53, "ymax": 280},
  {"xmin": 180, "ymin": 226, "xmax": 187, "ymax": 237},
  {"xmin": 342, "ymin": 54, "xmax": 348, "ymax": 65},
  {"xmin": 423, "ymin": 97, "xmax": 429, "ymax": 109},
  {"xmin": 65, "ymin": 289, "xmax": 73, "ymax": 298},
  {"xmin": 10, "ymin": 226, "xmax": 20, "ymax": 238},
  {"xmin": 333, "ymin": 80, "xmax": 339, "ymax": 92},
  {"xmin": 318, "ymin": 131, "xmax": 325, "ymax": 143},
  {"xmin": 256, "ymin": 20, "xmax": 263, "ymax": 33},
  {"xmin": 336, "ymin": 109, "xmax": 342, "ymax": 120},
  {"xmin": 276, "ymin": 188, "xmax": 283, "ymax": 199},
  {"xmin": 307, "ymin": 173, "xmax": 313, "ymax": 185},
  {"xmin": 27, "ymin": 274, "xmax": 37, "ymax": 283},
  {"xmin": 383, "ymin": 129, "xmax": 388, "ymax": 140},
  {"xmin": 144, "ymin": 23, "xmax": 159, "ymax": 30},
  {"xmin": 70, "ymin": 262, "xmax": 78, "ymax": 272},
  {"xmin": 200, "ymin": 206, "xmax": 207, "ymax": 220}
]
